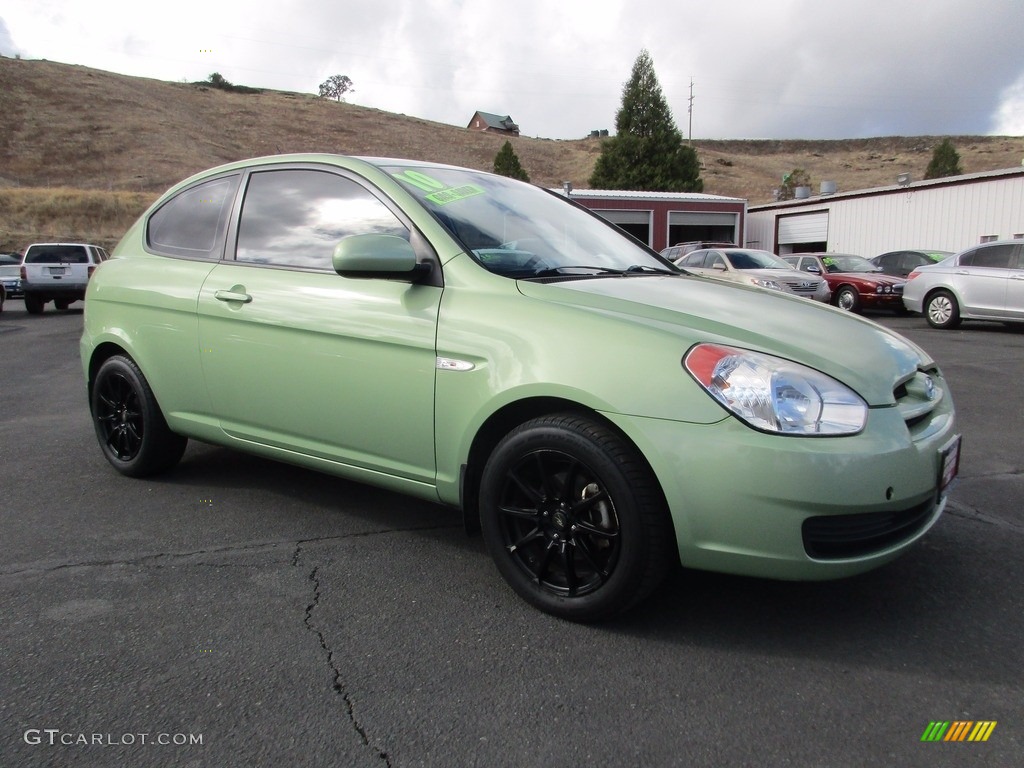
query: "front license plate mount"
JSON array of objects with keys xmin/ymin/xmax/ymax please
[{"xmin": 939, "ymin": 434, "xmax": 961, "ymax": 495}]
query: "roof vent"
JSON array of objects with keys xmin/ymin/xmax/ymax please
[
  {"xmin": 897, "ymin": 173, "xmax": 911, "ymax": 186},
  {"xmin": 794, "ymin": 186, "xmax": 811, "ymax": 199},
  {"xmin": 820, "ymin": 180, "xmax": 837, "ymax": 195}
]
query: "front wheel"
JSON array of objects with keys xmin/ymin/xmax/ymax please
[
  {"xmin": 925, "ymin": 290, "xmax": 961, "ymax": 329},
  {"xmin": 479, "ymin": 413, "xmax": 675, "ymax": 622},
  {"xmin": 91, "ymin": 355, "xmax": 187, "ymax": 477},
  {"xmin": 834, "ymin": 286, "xmax": 861, "ymax": 313}
]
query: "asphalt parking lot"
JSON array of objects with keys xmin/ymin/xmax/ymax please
[{"xmin": 1, "ymin": 303, "xmax": 1021, "ymax": 768}]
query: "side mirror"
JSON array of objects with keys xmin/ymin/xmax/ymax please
[
  {"xmin": 712, "ymin": 262, "xmax": 727, "ymax": 271},
  {"xmin": 805, "ymin": 265, "xmax": 821, "ymax": 274},
  {"xmin": 333, "ymin": 234, "xmax": 431, "ymax": 282}
]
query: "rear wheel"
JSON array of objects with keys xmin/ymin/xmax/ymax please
[
  {"xmin": 479, "ymin": 413, "xmax": 675, "ymax": 622},
  {"xmin": 925, "ymin": 290, "xmax": 961, "ymax": 329},
  {"xmin": 24, "ymin": 294, "xmax": 45, "ymax": 314},
  {"xmin": 55, "ymin": 299, "xmax": 71, "ymax": 310},
  {"xmin": 91, "ymin": 355, "xmax": 187, "ymax": 477}
]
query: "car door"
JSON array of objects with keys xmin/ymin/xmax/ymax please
[
  {"xmin": 196, "ymin": 166, "xmax": 442, "ymax": 484},
  {"xmin": 1006, "ymin": 244, "xmax": 1024, "ymax": 320},
  {"xmin": 952, "ymin": 243, "xmax": 1016, "ymax": 319}
]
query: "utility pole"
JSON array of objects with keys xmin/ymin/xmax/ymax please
[{"xmin": 687, "ymin": 77, "xmax": 694, "ymax": 145}]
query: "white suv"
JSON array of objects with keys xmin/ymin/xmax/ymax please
[{"xmin": 20, "ymin": 243, "xmax": 110, "ymax": 314}]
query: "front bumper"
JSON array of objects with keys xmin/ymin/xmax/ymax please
[{"xmin": 604, "ymin": 390, "xmax": 957, "ymax": 580}]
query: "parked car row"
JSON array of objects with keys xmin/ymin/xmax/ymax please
[{"xmin": 657, "ymin": 238, "xmax": 1023, "ymax": 330}]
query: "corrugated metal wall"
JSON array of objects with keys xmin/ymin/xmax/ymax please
[{"xmin": 746, "ymin": 173, "xmax": 1024, "ymax": 256}]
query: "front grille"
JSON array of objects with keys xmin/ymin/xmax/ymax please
[
  {"xmin": 891, "ymin": 283, "xmax": 905, "ymax": 296},
  {"xmin": 894, "ymin": 369, "xmax": 942, "ymax": 429},
  {"xmin": 780, "ymin": 279, "xmax": 820, "ymax": 296},
  {"xmin": 802, "ymin": 499, "xmax": 935, "ymax": 559}
]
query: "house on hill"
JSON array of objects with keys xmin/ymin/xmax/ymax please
[{"xmin": 467, "ymin": 111, "xmax": 520, "ymax": 136}]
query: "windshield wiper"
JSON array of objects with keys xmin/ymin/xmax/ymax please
[{"xmin": 529, "ymin": 264, "xmax": 674, "ymax": 278}]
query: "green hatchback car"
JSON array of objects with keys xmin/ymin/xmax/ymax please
[{"xmin": 81, "ymin": 154, "xmax": 961, "ymax": 621}]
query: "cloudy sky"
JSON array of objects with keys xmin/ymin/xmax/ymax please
[{"xmin": 4, "ymin": 0, "xmax": 1024, "ymax": 140}]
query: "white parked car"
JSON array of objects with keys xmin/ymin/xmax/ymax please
[
  {"xmin": 902, "ymin": 240, "xmax": 1024, "ymax": 328},
  {"xmin": 674, "ymin": 247, "xmax": 831, "ymax": 302},
  {"xmin": 20, "ymin": 242, "xmax": 110, "ymax": 314}
]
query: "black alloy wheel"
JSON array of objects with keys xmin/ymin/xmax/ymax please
[
  {"xmin": 91, "ymin": 355, "xmax": 187, "ymax": 477},
  {"xmin": 480, "ymin": 413, "xmax": 675, "ymax": 622}
]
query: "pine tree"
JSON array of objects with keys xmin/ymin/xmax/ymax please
[
  {"xmin": 493, "ymin": 140, "xmax": 530, "ymax": 182},
  {"xmin": 589, "ymin": 50, "xmax": 702, "ymax": 192},
  {"xmin": 924, "ymin": 138, "xmax": 963, "ymax": 179}
]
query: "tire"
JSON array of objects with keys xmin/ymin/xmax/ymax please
[
  {"xmin": 925, "ymin": 290, "xmax": 961, "ymax": 329},
  {"xmin": 834, "ymin": 286, "xmax": 861, "ymax": 313},
  {"xmin": 55, "ymin": 299, "xmax": 71, "ymax": 310},
  {"xmin": 479, "ymin": 413, "xmax": 675, "ymax": 622},
  {"xmin": 91, "ymin": 355, "xmax": 187, "ymax": 477},
  {"xmin": 24, "ymin": 294, "xmax": 45, "ymax": 314}
]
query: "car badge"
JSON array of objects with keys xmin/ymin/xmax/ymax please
[{"xmin": 800, "ymin": 281, "xmax": 811, "ymax": 289}]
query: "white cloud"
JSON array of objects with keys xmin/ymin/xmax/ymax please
[
  {"xmin": 5, "ymin": 0, "xmax": 1024, "ymax": 140},
  {"xmin": 992, "ymin": 71, "xmax": 1024, "ymax": 135}
]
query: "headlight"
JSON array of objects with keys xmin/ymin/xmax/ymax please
[
  {"xmin": 876, "ymin": 285, "xmax": 891, "ymax": 294},
  {"xmin": 683, "ymin": 343, "xmax": 867, "ymax": 436},
  {"xmin": 750, "ymin": 278, "xmax": 784, "ymax": 291}
]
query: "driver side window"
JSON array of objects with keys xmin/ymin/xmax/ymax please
[{"xmin": 236, "ymin": 169, "xmax": 409, "ymax": 270}]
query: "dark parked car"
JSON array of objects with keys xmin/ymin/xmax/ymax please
[
  {"xmin": 783, "ymin": 253, "xmax": 907, "ymax": 313},
  {"xmin": 871, "ymin": 249, "xmax": 952, "ymax": 278}
]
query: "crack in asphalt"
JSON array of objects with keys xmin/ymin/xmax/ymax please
[
  {"xmin": 303, "ymin": 564, "xmax": 392, "ymax": 767},
  {"xmin": 0, "ymin": 523, "xmax": 460, "ymax": 578}
]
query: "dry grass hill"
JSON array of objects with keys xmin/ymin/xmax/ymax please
[{"xmin": 2, "ymin": 56, "xmax": 1023, "ymax": 251}]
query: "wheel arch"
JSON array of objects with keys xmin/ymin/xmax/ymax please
[
  {"xmin": 86, "ymin": 341, "xmax": 132, "ymax": 401},
  {"xmin": 922, "ymin": 284, "xmax": 962, "ymax": 310}
]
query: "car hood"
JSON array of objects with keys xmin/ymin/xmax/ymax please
[
  {"xmin": 828, "ymin": 271, "xmax": 905, "ymax": 285},
  {"xmin": 741, "ymin": 268, "xmax": 820, "ymax": 283},
  {"xmin": 518, "ymin": 274, "xmax": 930, "ymax": 406}
]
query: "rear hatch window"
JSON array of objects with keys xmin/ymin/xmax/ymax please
[{"xmin": 26, "ymin": 246, "xmax": 89, "ymax": 264}]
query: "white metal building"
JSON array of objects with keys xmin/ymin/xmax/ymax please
[{"xmin": 745, "ymin": 166, "xmax": 1024, "ymax": 257}]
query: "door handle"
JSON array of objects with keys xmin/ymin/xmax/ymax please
[{"xmin": 214, "ymin": 289, "xmax": 252, "ymax": 303}]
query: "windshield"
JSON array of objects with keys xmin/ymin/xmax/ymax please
[
  {"xmin": 820, "ymin": 254, "xmax": 880, "ymax": 273},
  {"xmin": 725, "ymin": 250, "xmax": 792, "ymax": 270},
  {"xmin": 383, "ymin": 164, "xmax": 675, "ymax": 278}
]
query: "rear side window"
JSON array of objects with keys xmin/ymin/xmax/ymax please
[
  {"xmin": 148, "ymin": 175, "xmax": 240, "ymax": 259},
  {"xmin": 959, "ymin": 244, "xmax": 1016, "ymax": 269},
  {"xmin": 25, "ymin": 245, "xmax": 88, "ymax": 264},
  {"xmin": 680, "ymin": 250, "xmax": 707, "ymax": 268}
]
